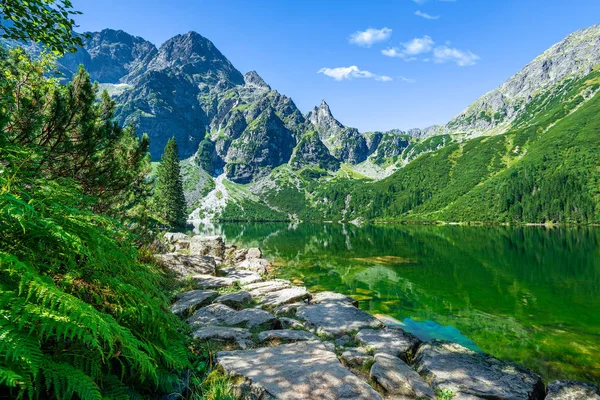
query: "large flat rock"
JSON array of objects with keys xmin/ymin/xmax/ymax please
[
  {"xmin": 545, "ymin": 380, "xmax": 600, "ymax": 400},
  {"xmin": 257, "ymin": 329, "xmax": 318, "ymax": 343},
  {"xmin": 192, "ymin": 326, "xmax": 252, "ymax": 349},
  {"xmin": 217, "ymin": 341, "xmax": 382, "ymax": 400},
  {"xmin": 311, "ymin": 291, "xmax": 358, "ymax": 307},
  {"xmin": 155, "ymin": 253, "xmax": 216, "ymax": 278},
  {"xmin": 214, "ymin": 291, "xmax": 252, "ymax": 309},
  {"xmin": 226, "ymin": 269, "xmax": 262, "ymax": 285},
  {"xmin": 370, "ymin": 353, "xmax": 435, "ymax": 399},
  {"xmin": 260, "ymin": 287, "xmax": 310, "ymax": 307},
  {"xmin": 296, "ymin": 303, "xmax": 384, "ymax": 336},
  {"xmin": 193, "ymin": 274, "xmax": 237, "ymax": 288},
  {"xmin": 355, "ymin": 328, "xmax": 420, "ymax": 358},
  {"xmin": 414, "ymin": 340, "xmax": 545, "ymax": 400},
  {"xmin": 243, "ymin": 280, "xmax": 291, "ymax": 296},
  {"xmin": 236, "ymin": 258, "xmax": 271, "ymax": 274},
  {"xmin": 170, "ymin": 290, "xmax": 218, "ymax": 316},
  {"xmin": 187, "ymin": 303, "xmax": 278, "ymax": 330}
]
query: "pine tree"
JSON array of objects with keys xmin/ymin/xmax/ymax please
[{"xmin": 153, "ymin": 137, "xmax": 187, "ymax": 227}]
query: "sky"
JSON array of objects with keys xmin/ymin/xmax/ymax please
[{"xmin": 71, "ymin": 0, "xmax": 600, "ymax": 132}]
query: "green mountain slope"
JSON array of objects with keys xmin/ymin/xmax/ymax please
[{"xmin": 240, "ymin": 67, "xmax": 600, "ymax": 224}]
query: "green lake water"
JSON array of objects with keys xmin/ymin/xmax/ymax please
[{"xmin": 197, "ymin": 223, "xmax": 600, "ymax": 383}]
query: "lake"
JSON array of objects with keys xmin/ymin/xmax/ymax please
[{"xmin": 195, "ymin": 222, "xmax": 600, "ymax": 384}]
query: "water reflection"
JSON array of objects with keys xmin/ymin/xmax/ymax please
[{"xmin": 197, "ymin": 222, "xmax": 600, "ymax": 383}]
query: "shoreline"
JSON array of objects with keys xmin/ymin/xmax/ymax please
[{"xmin": 157, "ymin": 232, "xmax": 600, "ymax": 399}]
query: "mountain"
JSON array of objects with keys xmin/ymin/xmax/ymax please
[
  {"xmin": 222, "ymin": 24, "xmax": 600, "ymax": 224},
  {"xmin": 47, "ymin": 29, "xmax": 425, "ymax": 173},
  {"xmin": 444, "ymin": 24, "xmax": 600, "ymax": 137}
]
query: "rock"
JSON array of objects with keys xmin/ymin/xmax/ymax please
[
  {"xmin": 217, "ymin": 341, "xmax": 383, "ymax": 400},
  {"xmin": 279, "ymin": 317, "xmax": 305, "ymax": 330},
  {"xmin": 334, "ymin": 335, "xmax": 352, "ymax": 348},
  {"xmin": 414, "ymin": 340, "xmax": 545, "ymax": 400},
  {"xmin": 243, "ymin": 280, "xmax": 291, "ymax": 296},
  {"xmin": 257, "ymin": 329, "xmax": 318, "ymax": 343},
  {"xmin": 355, "ymin": 328, "xmax": 420, "ymax": 358},
  {"xmin": 233, "ymin": 248, "xmax": 248, "ymax": 262},
  {"xmin": 193, "ymin": 274, "xmax": 237, "ymax": 288},
  {"xmin": 170, "ymin": 290, "xmax": 218, "ymax": 316},
  {"xmin": 154, "ymin": 254, "xmax": 216, "ymax": 278},
  {"xmin": 190, "ymin": 235, "xmax": 225, "ymax": 258},
  {"xmin": 192, "ymin": 326, "xmax": 252, "ymax": 349},
  {"xmin": 311, "ymin": 291, "xmax": 358, "ymax": 307},
  {"xmin": 213, "ymin": 291, "xmax": 252, "ymax": 309},
  {"xmin": 545, "ymin": 380, "xmax": 600, "ymax": 400},
  {"xmin": 236, "ymin": 258, "xmax": 271, "ymax": 274},
  {"xmin": 246, "ymin": 247, "xmax": 262, "ymax": 259},
  {"xmin": 187, "ymin": 303, "xmax": 278, "ymax": 330},
  {"xmin": 370, "ymin": 353, "xmax": 435, "ymax": 399},
  {"xmin": 260, "ymin": 287, "xmax": 310, "ymax": 307},
  {"xmin": 226, "ymin": 269, "xmax": 262, "ymax": 285},
  {"xmin": 164, "ymin": 232, "xmax": 190, "ymax": 243},
  {"xmin": 341, "ymin": 347, "xmax": 372, "ymax": 367},
  {"xmin": 296, "ymin": 303, "xmax": 383, "ymax": 337},
  {"xmin": 187, "ymin": 303, "xmax": 238, "ymax": 329},
  {"xmin": 226, "ymin": 308, "xmax": 279, "ymax": 329},
  {"xmin": 273, "ymin": 302, "xmax": 306, "ymax": 316}
]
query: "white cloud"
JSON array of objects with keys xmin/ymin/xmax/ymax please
[
  {"xmin": 433, "ymin": 45, "xmax": 480, "ymax": 66},
  {"xmin": 415, "ymin": 10, "xmax": 440, "ymax": 19},
  {"xmin": 398, "ymin": 76, "xmax": 416, "ymax": 83},
  {"xmin": 318, "ymin": 66, "xmax": 392, "ymax": 82},
  {"xmin": 349, "ymin": 27, "xmax": 392, "ymax": 47},
  {"xmin": 382, "ymin": 35, "xmax": 434, "ymax": 59}
]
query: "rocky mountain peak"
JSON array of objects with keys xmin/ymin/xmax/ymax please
[
  {"xmin": 307, "ymin": 100, "xmax": 345, "ymax": 139},
  {"xmin": 244, "ymin": 71, "xmax": 271, "ymax": 90},
  {"xmin": 143, "ymin": 30, "xmax": 244, "ymax": 86},
  {"xmin": 444, "ymin": 24, "xmax": 600, "ymax": 136}
]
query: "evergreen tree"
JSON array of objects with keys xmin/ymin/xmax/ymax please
[{"xmin": 153, "ymin": 137, "xmax": 186, "ymax": 227}]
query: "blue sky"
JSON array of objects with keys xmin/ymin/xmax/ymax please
[{"xmin": 71, "ymin": 0, "xmax": 600, "ymax": 132}]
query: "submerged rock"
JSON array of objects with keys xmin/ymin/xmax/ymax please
[
  {"xmin": 217, "ymin": 341, "xmax": 382, "ymax": 400},
  {"xmin": 170, "ymin": 290, "xmax": 218, "ymax": 316},
  {"xmin": 414, "ymin": 340, "xmax": 545, "ymax": 400},
  {"xmin": 545, "ymin": 380, "xmax": 600, "ymax": 400},
  {"xmin": 370, "ymin": 352, "xmax": 435, "ymax": 399},
  {"xmin": 296, "ymin": 302, "xmax": 383, "ymax": 336},
  {"xmin": 355, "ymin": 328, "xmax": 420, "ymax": 359}
]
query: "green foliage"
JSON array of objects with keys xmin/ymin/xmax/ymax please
[
  {"xmin": 196, "ymin": 139, "xmax": 215, "ymax": 173},
  {"xmin": 0, "ymin": 42, "xmax": 189, "ymax": 398},
  {"xmin": 153, "ymin": 137, "xmax": 187, "ymax": 227},
  {"xmin": 0, "ymin": 0, "xmax": 84, "ymax": 54},
  {"xmin": 0, "ymin": 141, "xmax": 190, "ymax": 398},
  {"xmin": 436, "ymin": 389, "xmax": 455, "ymax": 400},
  {"xmin": 1, "ymin": 48, "xmax": 152, "ymax": 217}
]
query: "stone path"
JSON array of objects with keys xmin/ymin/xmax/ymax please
[{"xmin": 159, "ymin": 233, "xmax": 600, "ymax": 400}]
